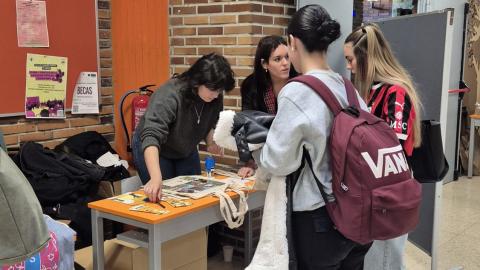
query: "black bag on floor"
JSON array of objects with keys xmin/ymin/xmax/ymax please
[
  {"xmin": 54, "ymin": 131, "xmax": 115, "ymax": 161},
  {"xmin": 55, "ymin": 131, "xmax": 130, "ymax": 181},
  {"xmin": 13, "ymin": 142, "xmax": 113, "ymax": 248},
  {"xmin": 13, "ymin": 142, "xmax": 102, "ymax": 205},
  {"xmin": 408, "ymin": 120, "xmax": 449, "ymax": 182}
]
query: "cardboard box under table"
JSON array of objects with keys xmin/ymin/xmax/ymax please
[
  {"xmin": 75, "ymin": 229, "xmax": 206, "ymax": 270},
  {"xmin": 88, "ymin": 177, "xmax": 265, "ymax": 270}
]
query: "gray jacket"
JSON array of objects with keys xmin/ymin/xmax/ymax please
[
  {"xmin": 253, "ymin": 70, "xmax": 367, "ymax": 211},
  {"xmin": 137, "ymin": 79, "xmax": 223, "ymax": 159}
]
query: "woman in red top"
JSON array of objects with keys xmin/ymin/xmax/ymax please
[{"xmin": 344, "ymin": 23, "xmax": 422, "ymax": 270}]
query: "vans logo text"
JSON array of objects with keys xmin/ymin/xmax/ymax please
[{"xmin": 361, "ymin": 145, "xmax": 409, "ymax": 179}]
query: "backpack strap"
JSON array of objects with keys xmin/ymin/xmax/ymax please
[
  {"xmin": 343, "ymin": 77, "xmax": 360, "ymax": 108},
  {"xmin": 289, "ymin": 75, "xmax": 343, "ymax": 116},
  {"xmin": 302, "ymin": 147, "xmax": 333, "ymax": 204},
  {"xmin": 289, "ymin": 75, "xmax": 360, "ymax": 116}
]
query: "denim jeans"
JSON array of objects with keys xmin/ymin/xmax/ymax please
[
  {"xmin": 132, "ymin": 131, "xmax": 201, "ymax": 184},
  {"xmin": 363, "ymin": 234, "xmax": 408, "ymax": 270}
]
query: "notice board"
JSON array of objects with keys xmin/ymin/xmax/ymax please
[
  {"xmin": 376, "ymin": 10, "xmax": 452, "ymax": 257},
  {"xmin": 0, "ymin": 0, "xmax": 99, "ymax": 116}
]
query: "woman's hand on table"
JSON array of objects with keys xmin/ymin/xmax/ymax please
[
  {"xmin": 144, "ymin": 177, "xmax": 162, "ymax": 203},
  {"xmin": 237, "ymin": 166, "xmax": 255, "ymax": 178}
]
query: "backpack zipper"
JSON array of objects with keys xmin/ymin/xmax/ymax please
[{"xmin": 341, "ymin": 182, "xmax": 349, "ymax": 191}]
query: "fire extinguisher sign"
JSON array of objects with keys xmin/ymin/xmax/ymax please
[{"xmin": 72, "ymin": 71, "xmax": 99, "ymax": 114}]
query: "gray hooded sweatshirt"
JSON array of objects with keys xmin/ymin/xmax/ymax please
[{"xmin": 253, "ymin": 70, "xmax": 367, "ymax": 211}]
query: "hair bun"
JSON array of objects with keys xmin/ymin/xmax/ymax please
[{"xmin": 316, "ymin": 19, "xmax": 341, "ymax": 42}]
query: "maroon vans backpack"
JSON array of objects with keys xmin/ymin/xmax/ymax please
[{"xmin": 291, "ymin": 75, "xmax": 422, "ymax": 245}]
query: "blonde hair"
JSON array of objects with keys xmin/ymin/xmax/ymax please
[{"xmin": 345, "ymin": 23, "xmax": 422, "ymax": 147}]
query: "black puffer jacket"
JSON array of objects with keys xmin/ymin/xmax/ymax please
[{"xmin": 13, "ymin": 142, "xmax": 104, "ymax": 205}]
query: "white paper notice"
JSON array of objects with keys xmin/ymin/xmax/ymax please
[
  {"xmin": 16, "ymin": 0, "xmax": 49, "ymax": 47},
  {"xmin": 72, "ymin": 72, "xmax": 99, "ymax": 114}
]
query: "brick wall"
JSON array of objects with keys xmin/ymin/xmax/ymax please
[
  {"xmin": 0, "ymin": 0, "xmax": 114, "ymax": 150},
  {"xmin": 168, "ymin": 0, "xmax": 295, "ymax": 259},
  {"xmin": 169, "ymin": 0, "xmax": 295, "ymax": 170},
  {"xmin": 363, "ymin": 0, "xmax": 393, "ymax": 22}
]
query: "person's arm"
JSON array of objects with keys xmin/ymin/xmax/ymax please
[
  {"xmin": 252, "ymin": 92, "xmax": 311, "ymax": 176},
  {"xmin": 143, "ymin": 146, "xmax": 162, "ymax": 202},
  {"xmin": 141, "ymin": 87, "xmax": 178, "ymax": 153},
  {"xmin": 205, "ymin": 128, "xmax": 223, "ymax": 155},
  {"xmin": 140, "ymin": 84, "xmax": 178, "ymax": 202}
]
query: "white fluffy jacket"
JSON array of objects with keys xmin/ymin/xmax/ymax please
[
  {"xmin": 214, "ymin": 110, "xmax": 290, "ymax": 270},
  {"xmin": 245, "ymin": 173, "xmax": 289, "ymax": 270}
]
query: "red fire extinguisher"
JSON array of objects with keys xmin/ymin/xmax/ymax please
[{"xmin": 119, "ymin": 84, "xmax": 154, "ymax": 152}]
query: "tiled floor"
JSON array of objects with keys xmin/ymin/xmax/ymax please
[
  {"xmin": 208, "ymin": 253, "xmax": 244, "ymax": 270},
  {"xmin": 404, "ymin": 177, "xmax": 480, "ymax": 270},
  {"xmin": 209, "ymin": 176, "xmax": 480, "ymax": 270}
]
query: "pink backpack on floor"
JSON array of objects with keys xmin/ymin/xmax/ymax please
[{"xmin": 291, "ymin": 75, "xmax": 422, "ymax": 245}]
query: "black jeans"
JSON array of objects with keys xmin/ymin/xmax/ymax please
[{"xmin": 292, "ymin": 207, "xmax": 372, "ymax": 270}]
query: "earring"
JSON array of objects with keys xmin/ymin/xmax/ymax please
[{"xmin": 265, "ymin": 69, "xmax": 268, "ymax": 73}]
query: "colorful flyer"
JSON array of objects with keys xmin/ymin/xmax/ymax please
[
  {"xmin": 72, "ymin": 72, "xmax": 99, "ymax": 114},
  {"xmin": 161, "ymin": 195, "xmax": 192, "ymax": 208},
  {"xmin": 25, "ymin": 53, "xmax": 68, "ymax": 119},
  {"xmin": 129, "ymin": 204, "xmax": 170, "ymax": 215},
  {"xmin": 110, "ymin": 192, "xmax": 148, "ymax": 205},
  {"xmin": 16, "ymin": 0, "xmax": 49, "ymax": 47}
]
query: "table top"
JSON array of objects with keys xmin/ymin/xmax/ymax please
[{"xmin": 88, "ymin": 176, "xmax": 256, "ymax": 224}]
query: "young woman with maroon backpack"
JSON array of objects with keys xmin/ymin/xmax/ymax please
[
  {"xmin": 251, "ymin": 4, "xmax": 373, "ymax": 269},
  {"xmin": 344, "ymin": 23, "xmax": 422, "ymax": 270}
]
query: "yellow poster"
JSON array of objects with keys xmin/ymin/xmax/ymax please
[{"xmin": 25, "ymin": 53, "xmax": 67, "ymax": 118}]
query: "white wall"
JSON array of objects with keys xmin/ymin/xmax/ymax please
[
  {"xmin": 297, "ymin": 0, "xmax": 354, "ymax": 77},
  {"xmin": 427, "ymin": 0, "xmax": 467, "ymax": 91}
]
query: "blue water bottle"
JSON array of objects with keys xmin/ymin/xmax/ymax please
[{"xmin": 205, "ymin": 155, "xmax": 215, "ymax": 178}]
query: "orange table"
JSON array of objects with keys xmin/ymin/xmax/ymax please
[{"xmin": 89, "ymin": 179, "xmax": 265, "ymax": 270}]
